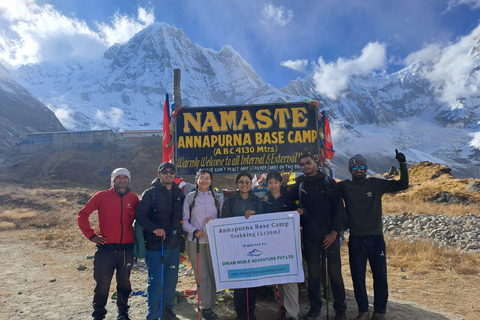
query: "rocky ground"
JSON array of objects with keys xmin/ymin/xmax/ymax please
[{"xmin": 383, "ymin": 213, "xmax": 480, "ymax": 252}]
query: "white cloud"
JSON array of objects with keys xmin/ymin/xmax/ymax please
[
  {"xmin": 95, "ymin": 108, "xmax": 124, "ymax": 127},
  {"xmin": 0, "ymin": 1, "xmax": 155, "ymax": 68},
  {"xmin": 262, "ymin": 2, "xmax": 294, "ymax": 26},
  {"xmin": 404, "ymin": 44, "xmax": 442, "ymax": 65},
  {"xmin": 312, "ymin": 42, "xmax": 387, "ymax": 100},
  {"xmin": 52, "ymin": 105, "xmax": 76, "ymax": 130},
  {"xmin": 280, "ymin": 59, "xmax": 308, "ymax": 73},
  {"xmin": 405, "ymin": 24, "xmax": 480, "ymax": 103},
  {"xmin": 96, "ymin": 7, "xmax": 155, "ymax": 45},
  {"xmin": 447, "ymin": 0, "xmax": 480, "ymax": 10}
]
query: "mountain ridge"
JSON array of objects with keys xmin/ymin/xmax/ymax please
[
  {"xmin": 8, "ymin": 22, "xmax": 480, "ymax": 178},
  {"xmin": 0, "ymin": 63, "xmax": 66, "ymax": 151}
]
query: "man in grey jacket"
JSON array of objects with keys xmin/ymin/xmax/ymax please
[{"xmin": 339, "ymin": 151, "xmax": 408, "ymax": 320}]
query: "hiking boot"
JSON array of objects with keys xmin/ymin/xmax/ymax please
[
  {"xmin": 163, "ymin": 306, "xmax": 180, "ymax": 320},
  {"xmin": 117, "ymin": 313, "xmax": 131, "ymax": 320},
  {"xmin": 235, "ymin": 314, "xmax": 247, "ymax": 320},
  {"xmin": 334, "ymin": 310, "xmax": 346, "ymax": 320},
  {"xmin": 201, "ymin": 308, "xmax": 219, "ymax": 320},
  {"xmin": 305, "ymin": 307, "xmax": 320, "ymax": 319},
  {"xmin": 353, "ymin": 312, "xmax": 370, "ymax": 320},
  {"xmin": 370, "ymin": 312, "xmax": 387, "ymax": 320}
]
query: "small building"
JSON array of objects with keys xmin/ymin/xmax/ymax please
[
  {"xmin": 120, "ymin": 130, "xmax": 163, "ymax": 138},
  {"xmin": 16, "ymin": 130, "xmax": 115, "ymax": 151}
]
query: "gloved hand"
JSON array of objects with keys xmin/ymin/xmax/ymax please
[{"xmin": 395, "ymin": 149, "xmax": 406, "ymax": 163}]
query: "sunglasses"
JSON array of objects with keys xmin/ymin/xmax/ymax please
[
  {"xmin": 351, "ymin": 165, "xmax": 366, "ymax": 171},
  {"xmin": 238, "ymin": 180, "xmax": 252, "ymax": 185},
  {"xmin": 299, "ymin": 160, "xmax": 314, "ymax": 167},
  {"xmin": 161, "ymin": 169, "xmax": 176, "ymax": 175}
]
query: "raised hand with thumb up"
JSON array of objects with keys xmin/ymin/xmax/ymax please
[{"xmin": 395, "ymin": 149, "xmax": 406, "ymax": 163}]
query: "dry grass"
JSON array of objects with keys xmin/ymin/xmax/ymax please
[
  {"xmin": 385, "ymin": 238, "xmax": 480, "ymax": 320},
  {"xmin": 0, "ymin": 208, "xmax": 37, "ymax": 220},
  {"xmin": 385, "ymin": 238, "xmax": 480, "ymax": 276},
  {"xmin": 383, "ymin": 198, "xmax": 478, "ymax": 217},
  {"xmin": 0, "ymin": 183, "xmax": 95, "ymax": 230},
  {"xmin": 379, "ymin": 162, "xmax": 480, "ymax": 217},
  {"xmin": 0, "ymin": 221, "xmax": 15, "ymax": 230}
]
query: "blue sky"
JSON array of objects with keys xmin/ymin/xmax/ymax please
[{"xmin": 1, "ymin": 0, "xmax": 480, "ymax": 89}]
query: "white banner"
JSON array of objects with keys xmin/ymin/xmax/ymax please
[{"xmin": 206, "ymin": 211, "xmax": 304, "ymax": 290}]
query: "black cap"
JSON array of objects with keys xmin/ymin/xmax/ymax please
[{"xmin": 158, "ymin": 162, "xmax": 175, "ymax": 173}]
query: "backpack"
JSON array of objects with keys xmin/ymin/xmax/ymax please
[
  {"xmin": 183, "ymin": 189, "xmax": 223, "ymax": 242},
  {"xmin": 298, "ymin": 175, "xmax": 333, "ymax": 205},
  {"xmin": 133, "ymin": 187, "xmax": 158, "ymax": 259},
  {"xmin": 184, "ymin": 189, "xmax": 224, "ymax": 224},
  {"xmin": 185, "ymin": 189, "xmax": 224, "ymax": 220},
  {"xmin": 298, "ymin": 175, "xmax": 348, "ymax": 233}
]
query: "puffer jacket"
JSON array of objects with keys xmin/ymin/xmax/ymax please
[
  {"xmin": 288, "ymin": 171, "xmax": 345, "ymax": 241},
  {"xmin": 135, "ymin": 178, "xmax": 185, "ymax": 250}
]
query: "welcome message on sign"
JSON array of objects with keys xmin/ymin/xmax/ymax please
[
  {"xmin": 175, "ymin": 102, "xmax": 320, "ymax": 175},
  {"xmin": 206, "ymin": 211, "xmax": 304, "ymax": 290}
]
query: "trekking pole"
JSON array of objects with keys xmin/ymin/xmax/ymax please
[
  {"xmin": 196, "ymin": 237, "xmax": 201, "ymax": 320},
  {"xmin": 246, "ymin": 288, "xmax": 250, "ymax": 320},
  {"xmin": 275, "ymin": 284, "xmax": 283, "ymax": 320},
  {"xmin": 160, "ymin": 237, "xmax": 165, "ymax": 320},
  {"xmin": 324, "ymin": 249, "xmax": 330, "ymax": 320}
]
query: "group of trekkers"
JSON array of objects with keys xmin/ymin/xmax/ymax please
[{"xmin": 77, "ymin": 150, "xmax": 409, "ymax": 320}]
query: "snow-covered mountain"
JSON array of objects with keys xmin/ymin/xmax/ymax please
[
  {"xmin": 281, "ymin": 56, "xmax": 480, "ymax": 178},
  {"xmin": 10, "ymin": 22, "xmax": 480, "ymax": 178},
  {"xmin": 12, "ymin": 23, "xmax": 294, "ymax": 131},
  {"xmin": 0, "ymin": 63, "xmax": 65, "ymax": 152}
]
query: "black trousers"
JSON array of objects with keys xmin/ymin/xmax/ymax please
[
  {"xmin": 234, "ymin": 287, "xmax": 257, "ymax": 316},
  {"xmin": 303, "ymin": 237, "xmax": 347, "ymax": 312},
  {"xmin": 92, "ymin": 247, "xmax": 134, "ymax": 320},
  {"xmin": 349, "ymin": 235, "xmax": 388, "ymax": 314}
]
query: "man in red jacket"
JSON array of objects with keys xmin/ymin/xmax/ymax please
[{"xmin": 78, "ymin": 168, "xmax": 139, "ymax": 320}]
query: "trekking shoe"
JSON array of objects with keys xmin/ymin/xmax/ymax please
[
  {"xmin": 353, "ymin": 312, "xmax": 370, "ymax": 320},
  {"xmin": 235, "ymin": 314, "xmax": 247, "ymax": 320},
  {"xmin": 201, "ymin": 308, "xmax": 219, "ymax": 320},
  {"xmin": 305, "ymin": 307, "xmax": 320, "ymax": 319},
  {"xmin": 334, "ymin": 310, "xmax": 347, "ymax": 320},
  {"xmin": 370, "ymin": 312, "xmax": 387, "ymax": 320},
  {"xmin": 163, "ymin": 306, "xmax": 180, "ymax": 320},
  {"xmin": 117, "ymin": 313, "xmax": 130, "ymax": 320}
]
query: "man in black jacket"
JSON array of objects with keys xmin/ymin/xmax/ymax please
[
  {"xmin": 287, "ymin": 154, "xmax": 347, "ymax": 320},
  {"xmin": 339, "ymin": 151, "xmax": 408, "ymax": 320},
  {"xmin": 136, "ymin": 162, "xmax": 185, "ymax": 320}
]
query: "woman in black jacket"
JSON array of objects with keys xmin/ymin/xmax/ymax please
[
  {"xmin": 262, "ymin": 171, "xmax": 301, "ymax": 320},
  {"xmin": 221, "ymin": 173, "xmax": 263, "ymax": 320}
]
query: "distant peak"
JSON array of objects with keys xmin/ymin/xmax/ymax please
[
  {"xmin": 138, "ymin": 21, "xmax": 181, "ymax": 37},
  {"xmin": 0, "ymin": 62, "xmax": 12, "ymax": 80},
  {"xmin": 104, "ymin": 43, "xmax": 121, "ymax": 60},
  {"xmin": 220, "ymin": 45, "xmax": 240, "ymax": 56}
]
